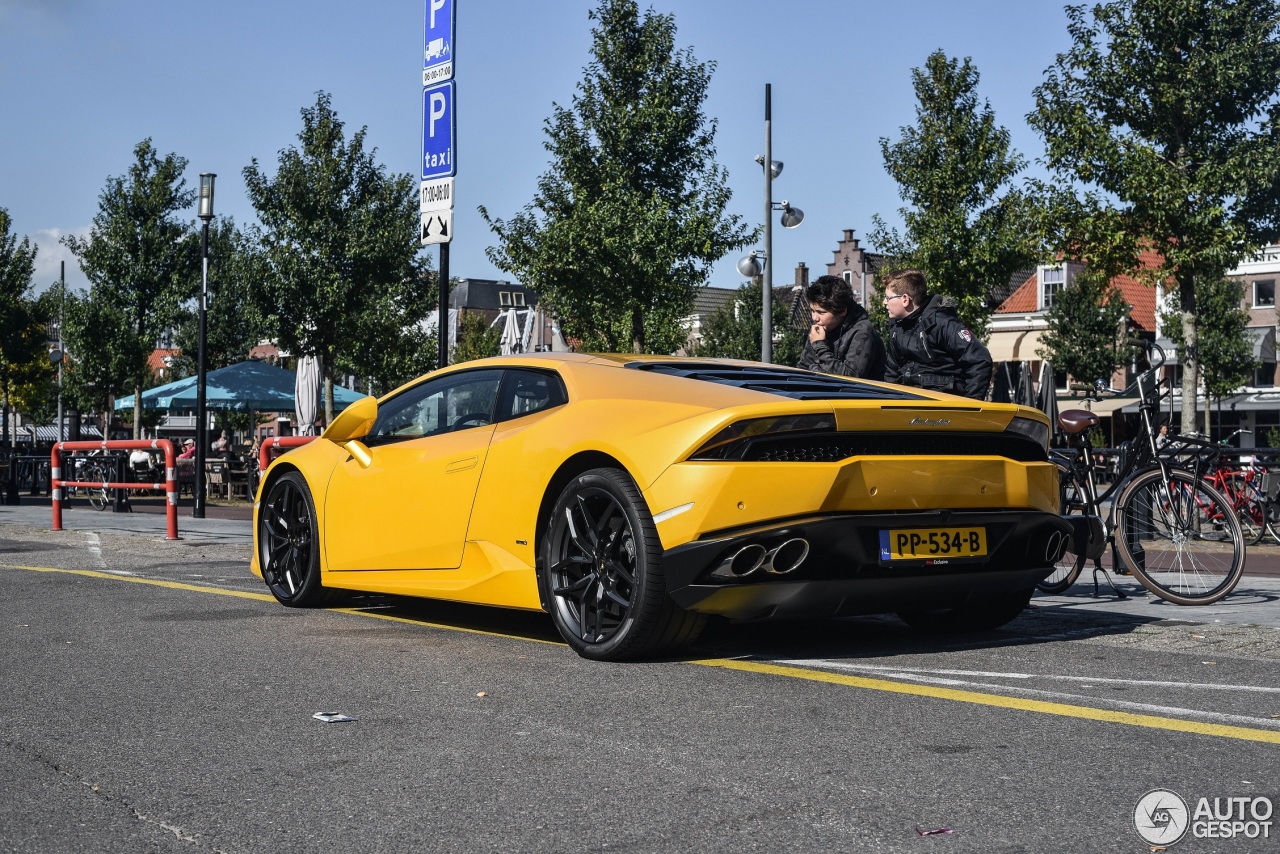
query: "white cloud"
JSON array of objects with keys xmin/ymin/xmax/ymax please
[{"xmin": 30, "ymin": 227, "xmax": 89, "ymax": 294}]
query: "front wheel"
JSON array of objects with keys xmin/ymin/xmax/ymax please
[
  {"xmin": 541, "ymin": 468, "xmax": 704, "ymax": 661},
  {"xmin": 258, "ymin": 472, "xmax": 339, "ymax": 607},
  {"xmin": 1114, "ymin": 468, "xmax": 1245, "ymax": 605}
]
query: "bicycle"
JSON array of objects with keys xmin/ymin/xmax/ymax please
[
  {"xmin": 1039, "ymin": 344, "xmax": 1245, "ymax": 605},
  {"xmin": 1201, "ymin": 433, "xmax": 1273, "ymax": 545},
  {"xmin": 68, "ymin": 453, "xmax": 114, "ymax": 511}
]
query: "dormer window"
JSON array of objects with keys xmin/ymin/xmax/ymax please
[{"xmin": 1038, "ymin": 264, "xmax": 1074, "ymax": 310}]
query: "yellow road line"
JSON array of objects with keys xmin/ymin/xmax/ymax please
[
  {"xmin": 688, "ymin": 657, "xmax": 1280, "ymax": 746},
  {"xmin": 7, "ymin": 562, "xmax": 1280, "ymax": 744},
  {"xmin": 3, "ymin": 563, "xmax": 276, "ymax": 602},
  {"xmin": 0, "ymin": 563, "xmax": 557, "ymax": 644}
]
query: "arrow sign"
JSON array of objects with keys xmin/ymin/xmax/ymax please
[{"xmin": 421, "ymin": 210, "xmax": 454, "ymax": 245}]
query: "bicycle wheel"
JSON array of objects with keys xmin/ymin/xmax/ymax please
[
  {"xmin": 86, "ymin": 462, "xmax": 110, "ymax": 511},
  {"xmin": 1038, "ymin": 461, "xmax": 1085, "ymax": 594},
  {"xmin": 1114, "ymin": 468, "xmax": 1244, "ymax": 605},
  {"xmin": 1223, "ymin": 473, "xmax": 1266, "ymax": 546}
]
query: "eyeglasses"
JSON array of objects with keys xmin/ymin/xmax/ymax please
[{"xmin": 883, "ymin": 293, "xmax": 907, "ymax": 302}]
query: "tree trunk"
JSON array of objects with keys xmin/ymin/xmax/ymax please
[
  {"xmin": 631, "ymin": 307, "xmax": 644, "ymax": 354},
  {"xmin": 134, "ymin": 382, "xmax": 143, "ymax": 438},
  {"xmin": 324, "ymin": 376, "xmax": 334, "ymax": 429},
  {"xmin": 1179, "ymin": 279, "xmax": 1198, "ymax": 434}
]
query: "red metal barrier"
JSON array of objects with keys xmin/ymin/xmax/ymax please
[
  {"xmin": 258, "ymin": 435, "xmax": 318, "ymax": 475},
  {"xmin": 51, "ymin": 440, "xmax": 179, "ymax": 540}
]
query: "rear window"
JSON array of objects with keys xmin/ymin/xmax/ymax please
[{"xmin": 627, "ymin": 362, "xmax": 929, "ymax": 401}]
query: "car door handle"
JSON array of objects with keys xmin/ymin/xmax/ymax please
[{"xmin": 446, "ymin": 456, "xmax": 478, "ymax": 473}]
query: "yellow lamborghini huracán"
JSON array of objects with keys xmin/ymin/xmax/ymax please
[{"xmin": 252, "ymin": 354, "xmax": 1083, "ymax": 661}]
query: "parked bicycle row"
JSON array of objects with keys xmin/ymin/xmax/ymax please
[{"xmin": 1044, "ymin": 342, "xmax": 1250, "ymax": 606}]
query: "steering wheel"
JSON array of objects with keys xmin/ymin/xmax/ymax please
[{"xmin": 452, "ymin": 413, "xmax": 490, "ymax": 431}]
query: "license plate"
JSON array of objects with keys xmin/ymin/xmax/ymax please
[{"xmin": 879, "ymin": 527, "xmax": 987, "ymax": 563}]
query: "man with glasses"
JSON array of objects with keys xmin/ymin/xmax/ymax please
[
  {"xmin": 796, "ymin": 275, "xmax": 886, "ymax": 379},
  {"xmin": 882, "ymin": 269, "xmax": 992, "ymax": 400}
]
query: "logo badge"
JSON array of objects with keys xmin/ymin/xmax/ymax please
[{"xmin": 1134, "ymin": 789, "xmax": 1189, "ymax": 846}]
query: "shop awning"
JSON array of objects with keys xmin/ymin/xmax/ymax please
[{"xmin": 986, "ymin": 330, "xmax": 1044, "ymax": 363}]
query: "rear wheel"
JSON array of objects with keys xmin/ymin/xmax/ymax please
[
  {"xmin": 541, "ymin": 468, "xmax": 704, "ymax": 661},
  {"xmin": 898, "ymin": 588, "xmax": 1034, "ymax": 634},
  {"xmin": 258, "ymin": 472, "xmax": 338, "ymax": 607},
  {"xmin": 1114, "ymin": 468, "xmax": 1245, "ymax": 605}
]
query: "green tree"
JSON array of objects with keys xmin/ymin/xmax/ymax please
[
  {"xmin": 480, "ymin": 0, "xmax": 752, "ymax": 354},
  {"xmin": 7, "ymin": 288, "xmax": 60, "ymax": 428},
  {"xmin": 1038, "ymin": 268, "xmax": 1137, "ymax": 388},
  {"xmin": 0, "ymin": 209, "xmax": 45, "ymax": 445},
  {"xmin": 63, "ymin": 139, "xmax": 198, "ymax": 437},
  {"xmin": 693, "ymin": 280, "xmax": 802, "ymax": 365},
  {"xmin": 172, "ymin": 217, "xmax": 270, "ymax": 374},
  {"xmin": 869, "ymin": 51, "xmax": 1041, "ymax": 334},
  {"xmin": 1158, "ymin": 276, "xmax": 1256, "ymax": 433},
  {"xmin": 334, "ymin": 269, "xmax": 439, "ymax": 395},
  {"xmin": 1030, "ymin": 0, "xmax": 1280, "ymax": 430},
  {"xmin": 244, "ymin": 92, "xmax": 430, "ymax": 421},
  {"xmin": 60, "ymin": 288, "xmax": 134, "ymax": 433},
  {"xmin": 453, "ymin": 310, "xmax": 501, "ymax": 364}
]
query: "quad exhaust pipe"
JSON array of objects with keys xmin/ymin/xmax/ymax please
[
  {"xmin": 718, "ymin": 543, "xmax": 768, "ymax": 578},
  {"xmin": 713, "ymin": 538, "xmax": 810, "ymax": 579},
  {"xmin": 1043, "ymin": 530, "xmax": 1065, "ymax": 563},
  {"xmin": 765, "ymin": 538, "xmax": 810, "ymax": 574}
]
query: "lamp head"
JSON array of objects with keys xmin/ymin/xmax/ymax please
[
  {"xmin": 737, "ymin": 251, "xmax": 765, "ymax": 278},
  {"xmin": 754, "ymin": 154, "xmax": 783, "ymax": 178},
  {"xmin": 779, "ymin": 202, "xmax": 804, "ymax": 228},
  {"xmin": 198, "ymin": 173, "xmax": 217, "ymax": 221}
]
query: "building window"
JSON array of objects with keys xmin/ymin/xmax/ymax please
[
  {"xmin": 513, "ymin": 292, "xmax": 526, "ymax": 307},
  {"xmin": 499, "ymin": 291, "xmax": 512, "ymax": 306},
  {"xmin": 1256, "ymin": 362, "xmax": 1276, "ymax": 388},
  {"xmin": 1254, "ymin": 279, "xmax": 1275, "ymax": 308},
  {"xmin": 843, "ymin": 271, "xmax": 852, "ymax": 284},
  {"xmin": 1040, "ymin": 266, "xmax": 1066, "ymax": 310}
]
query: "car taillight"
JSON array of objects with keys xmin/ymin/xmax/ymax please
[
  {"xmin": 690, "ymin": 414, "xmax": 836, "ymax": 460},
  {"xmin": 1006, "ymin": 416, "xmax": 1050, "ymax": 453}
]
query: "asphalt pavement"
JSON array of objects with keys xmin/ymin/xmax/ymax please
[{"xmin": 6, "ymin": 494, "xmax": 1280, "ymax": 629}]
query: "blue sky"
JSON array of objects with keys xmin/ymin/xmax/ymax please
[{"xmin": 0, "ymin": 0, "xmax": 1076, "ymax": 296}]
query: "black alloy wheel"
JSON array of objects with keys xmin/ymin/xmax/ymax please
[
  {"xmin": 259, "ymin": 472, "xmax": 335, "ymax": 607},
  {"xmin": 542, "ymin": 468, "xmax": 703, "ymax": 661}
]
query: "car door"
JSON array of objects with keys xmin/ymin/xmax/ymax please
[{"xmin": 324, "ymin": 369, "xmax": 503, "ymax": 572}]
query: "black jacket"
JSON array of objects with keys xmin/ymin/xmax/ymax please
[
  {"xmin": 885, "ymin": 295, "xmax": 992, "ymax": 400},
  {"xmin": 796, "ymin": 303, "xmax": 886, "ymax": 380}
]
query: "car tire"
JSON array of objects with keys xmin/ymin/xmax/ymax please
[
  {"xmin": 541, "ymin": 467, "xmax": 704, "ymax": 661},
  {"xmin": 259, "ymin": 472, "xmax": 340, "ymax": 607},
  {"xmin": 897, "ymin": 587, "xmax": 1033, "ymax": 634}
]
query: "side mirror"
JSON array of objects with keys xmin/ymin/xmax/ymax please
[{"xmin": 322, "ymin": 395, "xmax": 378, "ymax": 443}]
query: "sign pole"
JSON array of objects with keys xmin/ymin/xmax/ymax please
[{"xmin": 438, "ymin": 244, "xmax": 450, "ymax": 368}]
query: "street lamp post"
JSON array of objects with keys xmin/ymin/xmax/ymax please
[
  {"xmin": 740, "ymin": 84, "xmax": 803, "ymax": 363},
  {"xmin": 194, "ymin": 173, "xmax": 216, "ymax": 519}
]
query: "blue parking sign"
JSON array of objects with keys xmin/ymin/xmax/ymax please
[
  {"xmin": 422, "ymin": 81, "xmax": 456, "ymax": 180},
  {"xmin": 423, "ymin": 0, "xmax": 454, "ymax": 85}
]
